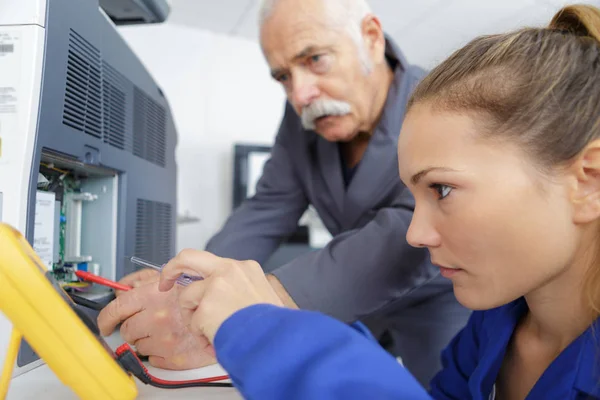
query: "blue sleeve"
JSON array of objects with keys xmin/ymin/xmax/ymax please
[
  {"xmin": 428, "ymin": 311, "xmax": 484, "ymax": 399},
  {"xmin": 214, "ymin": 304, "xmax": 431, "ymax": 400}
]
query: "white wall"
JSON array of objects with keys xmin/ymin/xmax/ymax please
[{"xmin": 118, "ymin": 23, "xmax": 286, "ymax": 252}]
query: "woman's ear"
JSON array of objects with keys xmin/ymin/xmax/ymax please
[{"xmin": 570, "ymin": 139, "xmax": 600, "ymax": 224}]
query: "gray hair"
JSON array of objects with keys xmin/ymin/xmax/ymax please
[{"xmin": 258, "ymin": 0, "xmax": 374, "ymax": 73}]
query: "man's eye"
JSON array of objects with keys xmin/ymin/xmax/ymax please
[
  {"xmin": 429, "ymin": 184, "xmax": 453, "ymax": 200},
  {"xmin": 309, "ymin": 54, "xmax": 331, "ymax": 74},
  {"xmin": 277, "ymin": 73, "xmax": 289, "ymax": 82}
]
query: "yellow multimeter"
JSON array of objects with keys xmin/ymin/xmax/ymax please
[{"xmin": 0, "ymin": 223, "xmax": 137, "ymax": 399}]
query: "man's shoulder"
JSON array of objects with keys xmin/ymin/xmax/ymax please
[
  {"xmin": 384, "ymin": 35, "xmax": 428, "ymax": 100},
  {"xmin": 384, "ymin": 35, "xmax": 428, "ymax": 76}
]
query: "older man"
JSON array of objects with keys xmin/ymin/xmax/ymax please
[{"xmin": 98, "ymin": 0, "xmax": 470, "ymax": 386}]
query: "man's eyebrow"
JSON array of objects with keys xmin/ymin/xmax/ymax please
[
  {"xmin": 270, "ymin": 45, "xmax": 331, "ymax": 78},
  {"xmin": 293, "ymin": 45, "xmax": 320, "ymax": 61},
  {"xmin": 411, "ymin": 167, "xmax": 457, "ymax": 185}
]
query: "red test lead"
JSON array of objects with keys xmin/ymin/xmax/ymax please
[{"xmin": 74, "ymin": 270, "xmax": 132, "ymax": 292}]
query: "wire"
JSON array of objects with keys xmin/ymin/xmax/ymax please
[
  {"xmin": 62, "ymin": 282, "xmax": 91, "ymax": 288},
  {"xmin": 40, "ymin": 162, "xmax": 70, "ymax": 175},
  {"xmin": 0, "ymin": 328, "xmax": 23, "ymax": 399},
  {"xmin": 115, "ymin": 343, "xmax": 233, "ymax": 389},
  {"xmin": 68, "ymin": 293, "xmax": 104, "ymax": 311}
]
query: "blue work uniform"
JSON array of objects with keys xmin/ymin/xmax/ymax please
[{"xmin": 214, "ymin": 297, "xmax": 600, "ymax": 399}]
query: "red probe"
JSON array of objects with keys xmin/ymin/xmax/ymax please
[{"xmin": 74, "ymin": 270, "xmax": 132, "ymax": 292}]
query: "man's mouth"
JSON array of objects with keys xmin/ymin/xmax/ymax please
[{"xmin": 315, "ymin": 114, "xmax": 335, "ymax": 124}]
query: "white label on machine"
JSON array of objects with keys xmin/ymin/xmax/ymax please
[
  {"xmin": 34, "ymin": 191, "xmax": 56, "ymax": 269},
  {"xmin": 0, "ymin": 30, "xmax": 21, "ymax": 165},
  {"xmin": 0, "ymin": 31, "xmax": 20, "ymax": 116}
]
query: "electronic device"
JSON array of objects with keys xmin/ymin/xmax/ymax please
[
  {"xmin": 0, "ymin": 0, "xmax": 177, "ymax": 378},
  {"xmin": 0, "ymin": 223, "xmax": 138, "ymax": 399}
]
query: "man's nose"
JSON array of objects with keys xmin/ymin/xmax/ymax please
[{"xmin": 291, "ymin": 74, "xmax": 320, "ymax": 108}]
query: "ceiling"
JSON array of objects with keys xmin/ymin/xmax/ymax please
[{"xmin": 164, "ymin": 0, "xmax": 600, "ymax": 68}]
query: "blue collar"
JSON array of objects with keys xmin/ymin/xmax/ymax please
[
  {"xmin": 479, "ymin": 298, "xmax": 600, "ymax": 398},
  {"xmin": 573, "ymin": 320, "xmax": 600, "ymax": 396}
]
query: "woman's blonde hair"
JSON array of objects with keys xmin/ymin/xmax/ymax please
[{"xmin": 408, "ymin": 4, "xmax": 600, "ymax": 317}]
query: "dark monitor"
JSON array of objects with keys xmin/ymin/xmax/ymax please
[{"xmin": 232, "ymin": 144, "xmax": 308, "ymax": 245}]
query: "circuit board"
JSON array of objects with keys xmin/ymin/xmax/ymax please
[{"xmin": 37, "ymin": 162, "xmax": 94, "ymax": 288}]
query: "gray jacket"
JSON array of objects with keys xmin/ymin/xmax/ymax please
[{"xmin": 206, "ymin": 37, "xmax": 471, "ymax": 386}]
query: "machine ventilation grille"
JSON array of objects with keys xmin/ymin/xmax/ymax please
[
  {"xmin": 135, "ymin": 199, "xmax": 172, "ymax": 266},
  {"xmin": 62, "ymin": 31, "xmax": 168, "ymax": 167},
  {"xmin": 102, "ymin": 62, "xmax": 129, "ymax": 150},
  {"xmin": 62, "ymin": 29, "xmax": 103, "ymax": 139},
  {"xmin": 133, "ymin": 87, "xmax": 167, "ymax": 167}
]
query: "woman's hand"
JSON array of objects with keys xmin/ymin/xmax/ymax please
[{"xmin": 158, "ymin": 249, "xmax": 284, "ymax": 343}]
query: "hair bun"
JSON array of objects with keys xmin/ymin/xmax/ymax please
[{"xmin": 549, "ymin": 5, "xmax": 600, "ymax": 43}]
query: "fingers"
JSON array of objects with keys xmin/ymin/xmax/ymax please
[
  {"xmin": 142, "ymin": 334, "xmax": 218, "ymax": 370},
  {"xmin": 147, "ymin": 355, "xmax": 191, "ymax": 370},
  {"xmin": 147, "ymin": 356, "xmax": 172, "ymax": 370},
  {"xmin": 114, "ymin": 269, "xmax": 159, "ymax": 297},
  {"xmin": 119, "ymin": 311, "xmax": 152, "ymax": 344},
  {"xmin": 133, "ymin": 337, "xmax": 170, "ymax": 359},
  {"xmin": 134, "ymin": 337, "xmax": 158, "ymax": 357},
  {"xmin": 189, "ymin": 307, "xmax": 212, "ymax": 338},
  {"xmin": 178, "ymin": 280, "xmax": 209, "ymax": 310},
  {"xmin": 97, "ymin": 289, "xmax": 146, "ymax": 336},
  {"xmin": 159, "ymin": 250, "xmax": 227, "ymax": 292},
  {"xmin": 119, "ymin": 268, "xmax": 159, "ymax": 287}
]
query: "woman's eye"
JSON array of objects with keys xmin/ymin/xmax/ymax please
[
  {"xmin": 311, "ymin": 54, "xmax": 321, "ymax": 62},
  {"xmin": 430, "ymin": 184, "xmax": 452, "ymax": 200}
]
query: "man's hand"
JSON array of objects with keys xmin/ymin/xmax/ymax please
[
  {"xmin": 117, "ymin": 268, "xmax": 159, "ymax": 291},
  {"xmin": 266, "ymin": 274, "xmax": 298, "ymax": 309},
  {"xmin": 97, "ymin": 270, "xmax": 217, "ymax": 370},
  {"xmin": 159, "ymin": 249, "xmax": 284, "ymax": 343}
]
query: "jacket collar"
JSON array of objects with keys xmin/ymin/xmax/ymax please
[
  {"xmin": 315, "ymin": 35, "xmax": 411, "ymax": 214},
  {"xmin": 573, "ymin": 317, "xmax": 600, "ymax": 397},
  {"xmin": 483, "ymin": 298, "xmax": 600, "ymax": 398}
]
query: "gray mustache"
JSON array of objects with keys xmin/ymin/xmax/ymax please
[{"xmin": 301, "ymin": 99, "xmax": 351, "ymax": 130}]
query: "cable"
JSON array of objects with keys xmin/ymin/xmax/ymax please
[
  {"xmin": 68, "ymin": 293, "xmax": 104, "ymax": 311},
  {"xmin": 115, "ymin": 343, "xmax": 233, "ymax": 389},
  {"xmin": 62, "ymin": 282, "xmax": 92, "ymax": 291},
  {"xmin": 40, "ymin": 162, "xmax": 70, "ymax": 174}
]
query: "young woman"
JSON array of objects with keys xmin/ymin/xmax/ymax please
[{"xmin": 159, "ymin": 4, "xmax": 600, "ymax": 399}]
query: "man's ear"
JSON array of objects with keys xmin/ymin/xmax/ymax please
[
  {"xmin": 570, "ymin": 139, "xmax": 600, "ymax": 224},
  {"xmin": 360, "ymin": 14, "xmax": 386, "ymax": 64}
]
